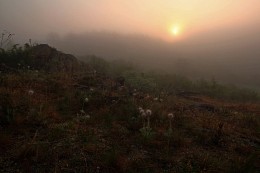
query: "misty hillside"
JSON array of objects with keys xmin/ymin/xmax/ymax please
[
  {"xmin": 47, "ymin": 30, "xmax": 260, "ymax": 90},
  {"xmin": 1, "ymin": 0, "xmax": 260, "ymax": 172},
  {"xmin": 0, "ymin": 44, "xmax": 259, "ymax": 172}
]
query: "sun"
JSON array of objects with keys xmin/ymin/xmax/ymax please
[
  {"xmin": 165, "ymin": 23, "xmax": 184, "ymax": 40},
  {"xmin": 171, "ymin": 25, "xmax": 180, "ymax": 36}
]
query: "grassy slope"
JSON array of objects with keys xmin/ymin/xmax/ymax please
[{"xmin": 0, "ymin": 69, "xmax": 259, "ymax": 173}]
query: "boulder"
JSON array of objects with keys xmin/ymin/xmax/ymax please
[{"xmin": 30, "ymin": 44, "xmax": 85, "ymax": 72}]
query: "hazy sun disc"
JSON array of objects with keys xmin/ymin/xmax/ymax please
[{"xmin": 171, "ymin": 26, "xmax": 180, "ymax": 36}]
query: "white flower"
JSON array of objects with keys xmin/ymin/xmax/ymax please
[
  {"xmin": 168, "ymin": 113, "xmax": 174, "ymax": 119},
  {"xmin": 141, "ymin": 112, "xmax": 147, "ymax": 118},
  {"xmin": 80, "ymin": 109, "xmax": 85, "ymax": 114},
  {"xmin": 139, "ymin": 109, "xmax": 145, "ymax": 114},
  {"xmin": 84, "ymin": 97, "xmax": 89, "ymax": 102},
  {"xmin": 77, "ymin": 114, "xmax": 90, "ymax": 122},
  {"xmin": 28, "ymin": 89, "xmax": 34, "ymax": 95},
  {"xmin": 138, "ymin": 107, "xmax": 143, "ymax": 111},
  {"xmin": 146, "ymin": 109, "xmax": 152, "ymax": 116}
]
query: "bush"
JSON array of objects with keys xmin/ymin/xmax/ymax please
[{"xmin": 0, "ymin": 44, "xmax": 33, "ymax": 68}]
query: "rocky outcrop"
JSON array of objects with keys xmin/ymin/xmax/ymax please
[{"xmin": 30, "ymin": 44, "xmax": 87, "ymax": 72}]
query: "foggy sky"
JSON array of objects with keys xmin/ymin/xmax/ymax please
[
  {"xmin": 1, "ymin": 0, "xmax": 260, "ymax": 41},
  {"xmin": 1, "ymin": 0, "xmax": 260, "ymax": 89}
]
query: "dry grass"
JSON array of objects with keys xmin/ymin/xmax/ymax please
[{"xmin": 0, "ymin": 71, "xmax": 259, "ymax": 173}]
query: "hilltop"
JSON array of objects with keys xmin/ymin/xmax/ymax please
[
  {"xmin": 0, "ymin": 44, "xmax": 91, "ymax": 73},
  {"xmin": 0, "ymin": 44, "xmax": 259, "ymax": 173}
]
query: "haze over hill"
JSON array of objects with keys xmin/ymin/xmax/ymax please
[{"xmin": 47, "ymin": 24, "xmax": 260, "ymax": 90}]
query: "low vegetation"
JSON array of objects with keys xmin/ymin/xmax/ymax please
[{"xmin": 0, "ymin": 44, "xmax": 259, "ymax": 172}]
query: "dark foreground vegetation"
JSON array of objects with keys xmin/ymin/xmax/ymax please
[{"xmin": 0, "ymin": 44, "xmax": 259, "ymax": 172}]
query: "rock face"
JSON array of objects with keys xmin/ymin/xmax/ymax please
[{"xmin": 30, "ymin": 44, "xmax": 84, "ymax": 72}]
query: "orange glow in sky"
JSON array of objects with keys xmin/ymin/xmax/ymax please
[{"xmin": 0, "ymin": 0, "xmax": 260, "ymax": 41}]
